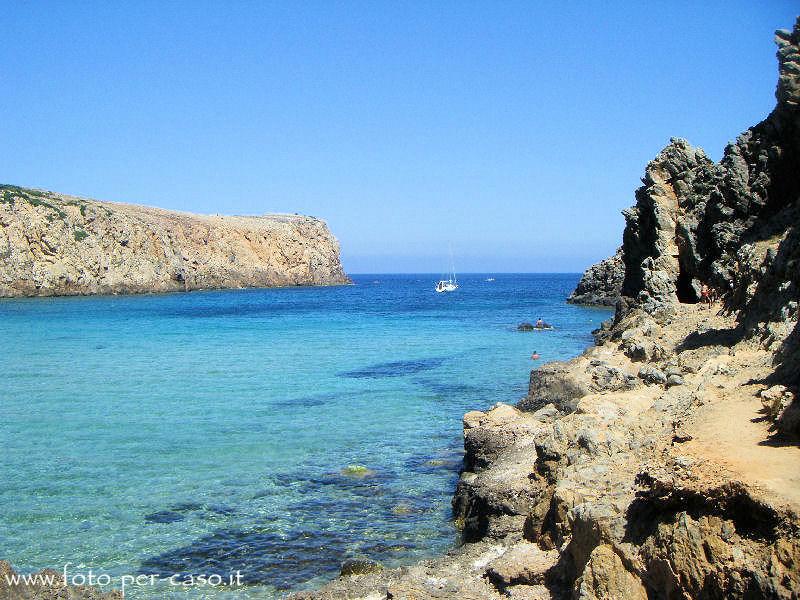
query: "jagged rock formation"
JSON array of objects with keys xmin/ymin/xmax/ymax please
[
  {"xmin": 620, "ymin": 19, "xmax": 799, "ymax": 316},
  {"xmin": 567, "ymin": 247, "xmax": 624, "ymax": 306},
  {"xmin": 575, "ymin": 19, "xmax": 800, "ymax": 333},
  {"xmin": 577, "ymin": 17, "xmax": 799, "ymax": 320},
  {"xmin": 584, "ymin": 18, "xmax": 800, "ymax": 434},
  {"xmin": 0, "ymin": 185, "xmax": 349, "ymax": 297},
  {"xmin": 294, "ymin": 18, "xmax": 800, "ymax": 600}
]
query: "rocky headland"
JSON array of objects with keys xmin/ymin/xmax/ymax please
[
  {"xmin": 567, "ymin": 247, "xmax": 624, "ymax": 307},
  {"xmin": 293, "ymin": 18, "xmax": 800, "ymax": 600},
  {"xmin": 0, "ymin": 185, "xmax": 348, "ymax": 297}
]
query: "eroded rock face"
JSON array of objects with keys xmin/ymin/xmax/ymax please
[
  {"xmin": 567, "ymin": 248, "xmax": 624, "ymax": 307},
  {"xmin": 574, "ymin": 18, "xmax": 800, "ymax": 384},
  {"xmin": 621, "ymin": 139, "xmax": 719, "ymax": 305},
  {"xmin": 0, "ymin": 185, "xmax": 349, "ymax": 297},
  {"xmin": 519, "ymin": 361, "xmax": 592, "ymax": 414},
  {"xmin": 633, "ymin": 473, "xmax": 800, "ymax": 599},
  {"xmin": 594, "ymin": 16, "xmax": 800, "ymax": 420},
  {"xmin": 574, "ymin": 545, "xmax": 647, "ymax": 600}
]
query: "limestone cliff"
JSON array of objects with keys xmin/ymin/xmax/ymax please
[{"xmin": 0, "ymin": 185, "xmax": 349, "ymax": 297}]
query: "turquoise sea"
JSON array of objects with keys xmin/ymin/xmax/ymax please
[{"xmin": 1, "ymin": 274, "xmax": 611, "ymax": 598}]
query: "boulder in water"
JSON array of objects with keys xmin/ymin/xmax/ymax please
[{"xmin": 340, "ymin": 558, "xmax": 383, "ymax": 576}]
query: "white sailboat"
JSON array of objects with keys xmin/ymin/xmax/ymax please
[
  {"xmin": 435, "ymin": 248, "xmax": 459, "ymax": 293},
  {"xmin": 435, "ymin": 278, "xmax": 458, "ymax": 293}
]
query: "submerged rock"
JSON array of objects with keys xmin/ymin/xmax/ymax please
[
  {"xmin": 340, "ymin": 464, "xmax": 376, "ymax": 478},
  {"xmin": 391, "ymin": 503, "xmax": 414, "ymax": 516},
  {"xmin": 144, "ymin": 510, "xmax": 185, "ymax": 524},
  {"xmin": 339, "ymin": 559, "xmax": 383, "ymax": 577}
]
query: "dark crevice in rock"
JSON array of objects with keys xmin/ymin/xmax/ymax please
[
  {"xmin": 676, "ymin": 254, "xmax": 699, "ymax": 303},
  {"xmin": 626, "ymin": 474, "xmax": 786, "ymax": 545}
]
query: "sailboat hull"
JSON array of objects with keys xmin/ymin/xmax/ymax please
[{"xmin": 435, "ymin": 281, "xmax": 458, "ymax": 293}]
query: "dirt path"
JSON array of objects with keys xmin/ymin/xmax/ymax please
[
  {"xmin": 686, "ymin": 386, "xmax": 800, "ymax": 511},
  {"xmin": 670, "ymin": 302, "xmax": 800, "ymax": 512}
]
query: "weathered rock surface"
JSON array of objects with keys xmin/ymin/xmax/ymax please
[
  {"xmin": 576, "ymin": 16, "xmax": 800, "ymax": 432},
  {"xmin": 621, "ymin": 25, "xmax": 799, "ymax": 325},
  {"xmin": 518, "ymin": 360, "xmax": 591, "ymax": 413},
  {"xmin": 293, "ymin": 19, "xmax": 800, "ymax": 600},
  {"xmin": 573, "ymin": 545, "xmax": 647, "ymax": 600},
  {"xmin": 567, "ymin": 247, "xmax": 624, "ymax": 307},
  {"xmin": 484, "ymin": 542, "xmax": 558, "ymax": 589},
  {"xmin": 0, "ymin": 185, "xmax": 349, "ymax": 297}
]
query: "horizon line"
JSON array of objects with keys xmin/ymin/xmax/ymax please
[{"xmin": 345, "ymin": 271, "xmax": 583, "ymax": 275}]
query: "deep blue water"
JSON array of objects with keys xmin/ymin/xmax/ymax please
[{"xmin": 0, "ymin": 273, "xmax": 610, "ymax": 597}]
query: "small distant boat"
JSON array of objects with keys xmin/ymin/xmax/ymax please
[
  {"xmin": 436, "ymin": 278, "xmax": 458, "ymax": 293},
  {"xmin": 518, "ymin": 321, "xmax": 554, "ymax": 331},
  {"xmin": 485, "ymin": 277, "xmax": 495, "ymax": 282},
  {"xmin": 435, "ymin": 246, "xmax": 459, "ymax": 293}
]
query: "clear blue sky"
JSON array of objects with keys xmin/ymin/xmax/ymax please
[{"xmin": 1, "ymin": 2, "xmax": 797, "ymax": 273}]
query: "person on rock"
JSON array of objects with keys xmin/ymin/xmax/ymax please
[{"xmin": 700, "ymin": 284, "xmax": 711, "ymax": 308}]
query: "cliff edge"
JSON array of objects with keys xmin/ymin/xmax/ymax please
[{"xmin": 0, "ymin": 185, "xmax": 349, "ymax": 297}]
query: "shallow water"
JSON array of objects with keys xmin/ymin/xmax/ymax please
[{"xmin": 1, "ymin": 273, "xmax": 610, "ymax": 597}]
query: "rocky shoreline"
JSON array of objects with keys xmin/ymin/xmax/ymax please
[
  {"xmin": 291, "ymin": 18, "xmax": 800, "ymax": 600},
  {"xmin": 293, "ymin": 299, "xmax": 799, "ymax": 599},
  {"xmin": 0, "ymin": 185, "xmax": 349, "ymax": 297},
  {"xmin": 566, "ymin": 247, "xmax": 624, "ymax": 307}
]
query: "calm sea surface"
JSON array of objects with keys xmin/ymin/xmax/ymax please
[{"xmin": 1, "ymin": 273, "xmax": 611, "ymax": 598}]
